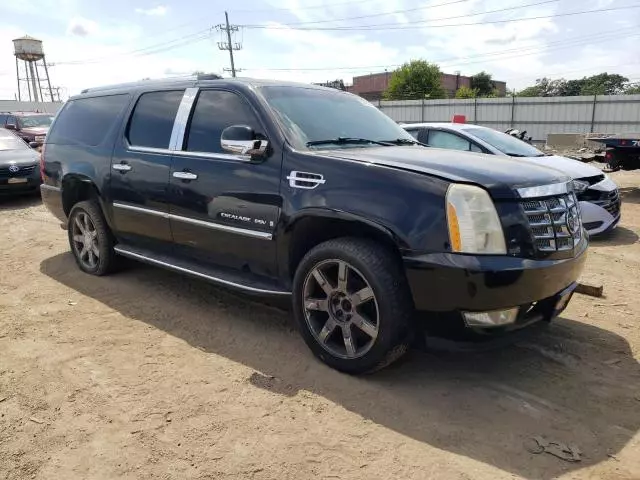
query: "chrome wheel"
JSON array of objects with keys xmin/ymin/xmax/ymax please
[
  {"xmin": 302, "ymin": 259, "xmax": 379, "ymax": 359},
  {"xmin": 71, "ymin": 211, "xmax": 100, "ymax": 270}
]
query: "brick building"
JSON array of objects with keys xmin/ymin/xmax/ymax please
[{"xmin": 346, "ymin": 71, "xmax": 507, "ymax": 100}]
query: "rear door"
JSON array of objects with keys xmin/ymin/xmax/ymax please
[
  {"xmin": 167, "ymin": 88, "xmax": 282, "ymax": 279},
  {"xmin": 109, "ymin": 89, "xmax": 184, "ymax": 252}
]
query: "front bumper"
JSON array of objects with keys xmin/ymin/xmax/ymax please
[{"xmin": 403, "ymin": 240, "xmax": 587, "ymax": 334}]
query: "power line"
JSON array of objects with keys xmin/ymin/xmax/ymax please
[
  {"xmin": 229, "ymin": 0, "xmax": 374, "ymax": 13},
  {"xmin": 52, "ymin": 29, "xmax": 212, "ymax": 66},
  {"xmin": 272, "ymin": 0, "xmax": 475, "ymax": 26},
  {"xmin": 240, "ymin": 27, "xmax": 640, "ymax": 73},
  {"xmin": 241, "ymin": 4, "xmax": 640, "ymax": 31}
]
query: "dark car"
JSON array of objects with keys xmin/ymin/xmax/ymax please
[
  {"xmin": 0, "ymin": 128, "xmax": 41, "ymax": 195},
  {"xmin": 0, "ymin": 112, "xmax": 54, "ymax": 148},
  {"xmin": 40, "ymin": 77, "xmax": 587, "ymax": 374}
]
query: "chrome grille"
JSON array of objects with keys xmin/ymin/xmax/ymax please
[
  {"xmin": 591, "ymin": 189, "xmax": 621, "ymax": 218},
  {"xmin": 0, "ymin": 165, "xmax": 36, "ymax": 178},
  {"xmin": 521, "ymin": 193, "xmax": 582, "ymax": 252}
]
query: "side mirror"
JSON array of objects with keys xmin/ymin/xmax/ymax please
[
  {"xmin": 221, "ymin": 125, "xmax": 268, "ymax": 157},
  {"xmin": 29, "ymin": 141, "xmax": 39, "ymax": 148},
  {"xmin": 5, "ymin": 124, "xmax": 17, "ymax": 130}
]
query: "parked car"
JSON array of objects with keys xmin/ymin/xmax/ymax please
[
  {"xmin": 403, "ymin": 123, "xmax": 621, "ymax": 236},
  {"xmin": 0, "ymin": 111, "xmax": 54, "ymax": 148},
  {"xmin": 41, "ymin": 77, "xmax": 587, "ymax": 374},
  {"xmin": 0, "ymin": 128, "xmax": 41, "ymax": 195}
]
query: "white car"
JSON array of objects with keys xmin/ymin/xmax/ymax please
[{"xmin": 403, "ymin": 123, "xmax": 621, "ymax": 236}]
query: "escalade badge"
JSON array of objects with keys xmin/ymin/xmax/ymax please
[{"xmin": 8, "ymin": 165, "xmax": 19, "ymax": 173}]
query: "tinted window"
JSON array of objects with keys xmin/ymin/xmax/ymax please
[
  {"xmin": 417, "ymin": 129, "xmax": 429, "ymax": 144},
  {"xmin": 463, "ymin": 127, "xmax": 544, "ymax": 157},
  {"xmin": 17, "ymin": 115, "xmax": 54, "ymax": 128},
  {"xmin": 7, "ymin": 116, "xmax": 17, "ymax": 126},
  {"xmin": 185, "ymin": 90, "xmax": 260, "ymax": 154},
  {"xmin": 128, "ymin": 90, "xmax": 183, "ymax": 149},
  {"xmin": 0, "ymin": 114, "xmax": 7, "ymax": 125},
  {"xmin": 428, "ymin": 130, "xmax": 471, "ymax": 151},
  {"xmin": 47, "ymin": 94, "xmax": 130, "ymax": 146},
  {"xmin": 405, "ymin": 129, "xmax": 419, "ymax": 140},
  {"xmin": 260, "ymin": 86, "xmax": 415, "ymax": 150}
]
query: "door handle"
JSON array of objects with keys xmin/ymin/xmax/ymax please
[
  {"xmin": 173, "ymin": 171, "xmax": 198, "ymax": 180},
  {"xmin": 113, "ymin": 163, "xmax": 132, "ymax": 172}
]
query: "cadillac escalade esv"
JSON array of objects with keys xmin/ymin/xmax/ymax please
[{"xmin": 40, "ymin": 76, "xmax": 587, "ymax": 374}]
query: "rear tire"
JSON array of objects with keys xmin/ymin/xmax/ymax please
[
  {"xmin": 68, "ymin": 200, "xmax": 117, "ymax": 276},
  {"xmin": 292, "ymin": 238, "xmax": 414, "ymax": 374}
]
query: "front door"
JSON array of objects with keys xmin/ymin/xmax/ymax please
[
  {"xmin": 168, "ymin": 89, "xmax": 282, "ymax": 279},
  {"xmin": 109, "ymin": 89, "xmax": 184, "ymax": 251}
]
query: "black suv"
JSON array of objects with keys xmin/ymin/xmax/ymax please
[{"xmin": 41, "ymin": 77, "xmax": 587, "ymax": 373}]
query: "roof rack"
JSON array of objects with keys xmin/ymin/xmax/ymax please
[{"xmin": 80, "ymin": 73, "xmax": 223, "ymax": 94}]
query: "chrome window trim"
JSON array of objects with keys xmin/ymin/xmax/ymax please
[
  {"xmin": 169, "ymin": 87, "xmax": 199, "ymax": 151},
  {"xmin": 126, "ymin": 145, "xmax": 173, "ymax": 155},
  {"xmin": 112, "ymin": 202, "xmax": 272, "ymax": 240},
  {"xmin": 114, "ymin": 246, "xmax": 289, "ymax": 296},
  {"xmin": 517, "ymin": 182, "xmax": 572, "ymax": 198},
  {"xmin": 171, "ymin": 149, "xmax": 252, "ymax": 162}
]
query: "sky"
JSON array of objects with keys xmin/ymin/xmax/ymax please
[{"xmin": 0, "ymin": 0, "xmax": 639, "ymax": 100}]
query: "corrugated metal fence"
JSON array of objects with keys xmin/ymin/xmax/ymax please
[
  {"xmin": 0, "ymin": 100, "xmax": 63, "ymax": 114},
  {"xmin": 378, "ymin": 95, "xmax": 640, "ymax": 141}
]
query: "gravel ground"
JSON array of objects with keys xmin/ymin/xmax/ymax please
[{"xmin": 1, "ymin": 170, "xmax": 639, "ymax": 480}]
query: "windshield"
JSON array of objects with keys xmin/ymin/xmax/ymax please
[
  {"xmin": 464, "ymin": 127, "xmax": 544, "ymax": 157},
  {"xmin": 17, "ymin": 115, "xmax": 54, "ymax": 128},
  {"xmin": 260, "ymin": 86, "xmax": 415, "ymax": 149},
  {"xmin": 0, "ymin": 131, "xmax": 28, "ymax": 151}
]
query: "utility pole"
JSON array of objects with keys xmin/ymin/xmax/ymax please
[{"xmin": 216, "ymin": 11, "xmax": 242, "ymax": 77}]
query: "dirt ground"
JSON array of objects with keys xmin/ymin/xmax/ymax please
[{"xmin": 1, "ymin": 171, "xmax": 639, "ymax": 480}]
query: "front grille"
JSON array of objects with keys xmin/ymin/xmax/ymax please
[
  {"xmin": 0, "ymin": 165, "xmax": 36, "ymax": 178},
  {"xmin": 588, "ymin": 189, "xmax": 621, "ymax": 218},
  {"xmin": 521, "ymin": 193, "xmax": 582, "ymax": 252}
]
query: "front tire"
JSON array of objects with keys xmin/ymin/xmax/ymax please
[
  {"xmin": 292, "ymin": 238, "xmax": 414, "ymax": 374},
  {"xmin": 67, "ymin": 200, "xmax": 117, "ymax": 276}
]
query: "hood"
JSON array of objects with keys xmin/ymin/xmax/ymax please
[
  {"xmin": 316, "ymin": 146, "xmax": 569, "ymax": 199},
  {"xmin": 19, "ymin": 126, "xmax": 49, "ymax": 136},
  {"xmin": 0, "ymin": 148, "xmax": 40, "ymax": 166},
  {"xmin": 520, "ymin": 155, "xmax": 603, "ymax": 180}
]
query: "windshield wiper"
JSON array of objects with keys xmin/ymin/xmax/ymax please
[
  {"xmin": 306, "ymin": 137, "xmax": 394, "ymax": 147},
  {"xmin": 505, "ymin": 152, "xmax": 527, "ymax": 157},
  {"xmin": 381, "ymin": 138, "xmax": 427, "ymax": 147}
]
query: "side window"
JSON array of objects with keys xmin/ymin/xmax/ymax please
[
  {"xmin": 7, "ymin": 116, "xmax": 17, "ymax": 127},
  {"xmin": 0, "ymin": 114, "xmax": 7, "ymax": 126},
  {"xmin": 427, "ymin": 130, "xmax": 471, "ymax": 151},
  {"xmin": 185, "ymin": 90, "xmax": 260, "ymax": 154},
  {"xmin": 470, "ymin": 143, "xmax": 483, "ymax": 153},
  {"xmin": 128, "ymin": 90, "xmax": 184, "ymax": 149},
  {"xmin": 46, "ymin": 94, "xmax": 130, "ymax": 146},
  {"xmin": 405, "ymin": 129, "xmax": 419, "ymax": 140},
  {"xmin": 417, "ymin": 129, "xmax": 429, "ymax": 144}
]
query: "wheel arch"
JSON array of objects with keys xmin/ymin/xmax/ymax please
[
  {"xmin": 281, "ymin": 208, "xmax": 408, "ymax": 282},
  {"xmin": 61, "ymin": 174, "xmax": 113, "ymax": 229}
]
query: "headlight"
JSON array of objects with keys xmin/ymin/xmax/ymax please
[
  {"xmin": 446, "ymin": 184, "xmax": 506, "ymax": 254},
  {"xmin": 572, "ymin": 179, "xmax": 589, "ymax": 192}
]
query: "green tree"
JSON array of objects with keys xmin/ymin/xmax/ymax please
[
  {"xmin": 455, "ymin": 86, "xmax": 477, "ymax": 98},
  {"xmin": 580, "ymin": 73, "xmax": 629, "ymax": 95},
  {"xmin": 383, "ymin": 60, "xmax": 446, "ymax": 100},
  {"xmin": 470, "ymin": 71, "xmax": 495, "ymax": 97},
  {"xmin": 625, "ymin": 83, "xmax": 640, "ymax": 94}
]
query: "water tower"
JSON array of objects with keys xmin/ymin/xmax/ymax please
[{"xmin": 13, "ymin": 36, "xmax": 54, "ymax": 102}]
